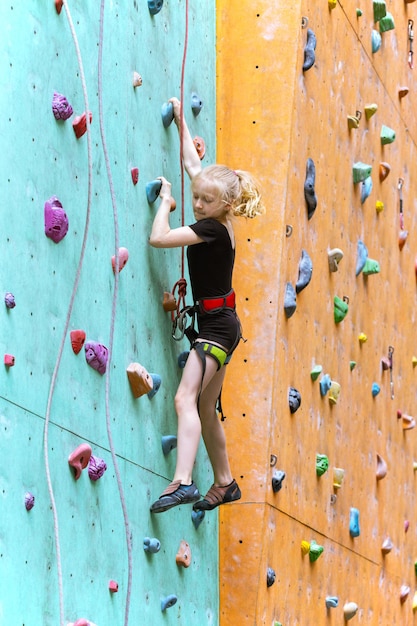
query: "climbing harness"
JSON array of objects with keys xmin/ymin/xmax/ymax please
[{"xmin": 409, "ymin": 20, "xmax": 414, "ymax": 69}]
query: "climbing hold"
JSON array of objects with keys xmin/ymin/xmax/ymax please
[
  {"xmin": 371, "ymin": 29, "xmax": 382, "ymax": 52},
  {"xmin": 176, "ymin": 540, "xmax": 192, "ymax": 568},
  {"xmin": 177, "ymin": 351, "xmax": 189, "ymax": 368},
  {"xmin": 25, "ymin": 492, "xmax": 35, "ymax": 511},
  {"xmin": 266, "ymin": 567, "xmax": 276, "ymax": 587},
  {"xmin": 413, "ymin": 590, "xmax": 417, "ymax": 611},
  {"xmin": 356, "ymin": 8, "xmax": 362, "ymax": 16},
  {"xmin": 363, "ymin": 258, "xmax": 380, "ymax": 275},
  {"xmin": 301, "ymin": 540, "xmax": 310, "ymax": 555},
  {"xmin": 347, "ymin": 111, "xmax": 361, "ymax": 129},
  {"xmin": 55, "ymin": 0, "xmax": 63, "ymax": 14},
  {"xmin": 319, "ymin": 373, "xmax": 331, "ymax": 396},
  {"xmin": 379, "ymin": 12, "xmax": 395, "ymax": 32},
  {"xmin": 349, "ymin": 507, "xmax": 360, "ymax": 537},
  {"xmin": 316, "ymin": 453, "xmax": 329, "ymax": 476},
  {"xmin": 350, "ymin": 361, "xmax": 356, "ymax": 370},
  {"xmin": 162, "ymin": 291, "xmax": 177, "ymax": 312},
  {"xmin": 72, "ymin": 112, "xmax": 92, "ymax": 139},
  {"xmin": 272, "ymin": 470, "xmax": 286, "ymax": 493},
  {"xmin": 381, "ymin": 125, "xmax": 395, "ymax": 145},
  {"xmin": 358, "ymin": 332, "xmax": 367, "ymax": 343},
  {"xmin": 304, "ymin": 158, "xmax": 317, "ymax": 219},
  {"xmin": 161, "ymin": 435, "xmax": 177, "ymax": 455},
  {"xmin": 334, "ymin": 295, "xmax": 349, "ymax": 323},
  {"xmin": 4, "ymin": 292, "xmax": 15, "ymax": 308},
  {"xmin": 310, "ymin": 364, "xmax": 322, "ymax": 381},
  {"xmin": 111, "ymin": 247, "xmax": 129, "ymax": 273},
  {"xmin": 88, "ymin": 455, "xmax": 107, "ymax": 481},
  {"xmin": 398, "ymin": 410, "xmax": 416, "ymax": 430},
  {"xmin": 148, "ymin": 0, "xmax": 163, "ymax": 15},
  {"xmin": 343, "ymin": 602, "xmax": 359, "ymax": 620},
  {"xmin": 285, "ymin": 224, "xmax": 293, "ymax": 237},
  {"xmin": 364, "ymin": 103, "xmax": 377, "ymax": 120},
  {"xmin": 399, "ymin": 230, "xmax": 408, "ymax": 250},
  {"xmin": 68, "ymin": 443, "xmax": 93, "ymax": 480},
  {"xmin": 288, "ymin": 387, "xmax": 301, "ymax": 413},
  {"xmin": 302, "ymin": 28, "xmax": 317, "ymax": 71},
  {"xmin": 373, "ymin": 0, "xmax": 387, "ymax": 22},
  {"xmin": 270, "ymin": 454, "xmax": 278, "ymax": 467},
  {"xmin": 333, "ymin": 467, "xmax": 345, "ymax": 489},
  {"xmin": 52, "ymin": 92, "xmax": 73, "ymax": 121},
  {"xmin": 161, "ymin": 595, "xmax": 177, "ymax": 611},
  {"xmin": 356, "ymin": 240, "xmax": 368, "ymax": 276},
  {"xmin": 328, "ymin": 0, "xmax": 337, "ymax": 10},
  {"xmin": 131, "ymin": 167, "xmax": 139, "ymax": 185},
  {"xmin": 126, "ymin": 362, "xmax": 153, "ymax": 398},
  {"xmin": 376, "ymin": 453, "xmax": 387, "ymax": 480},
  {"xmin": 375, "ymin": 200, "xmax": 384, "ymax": 213},
  {"xmin": 143, "ymin": 537, "xmax": 161, "ymax": 553},
  {"xmin": 328, "ymin": 248, "xmax": 344, "ymax": 272},
  {"xmin": 412, "ymin": 356, "xmax": 417, "ymax": 367},
  {"xmin": 284, "ymin": 282, "xmax": 296, "ymax": 318},
  {"xmin": 161, "ymin": 101, "xmax": 174, "ymax": 128},
  {"xmin": 404, "ymin": 520, "xmax": 410, "ymax": 532},
  {"xmin": 400, "ymin": 585, "xmax": 410, "ymax": 603},
  {"xmin": 193, "ymin": 136, "xmax": 206, "ymax": 160},
  {"xmin": 4, "ymin": 354, "xmax": 15, "ymax": 367},
  {"xmin": 85, "ymin": 341, "xmax": 108, "ymax": 375},
  {"xmin": 352, "ymin": 162, "xmax": 372, "ymax": 184},
  {"xmin": 295, "ymin": 249, "xmax": 313, "ymax": 293},
  {"xmin": 326, "ymin": 596, "xmax": 339, "ymax": 609},
  {"xmin": 328, "ymin": 381, "xmax": 341, "ymax": 405},
  {"xmin": 309, "ymin": 539, "xmax": 324, "ymax": 562},
  {"xmin": 361, "ymin": 176, "xmax": 373, "ymax": 204},
  {"xmin": 379, "ymin": 162, "xmax": 391, "ymax": 181},
  {"xmin": 147, "ymin": 373, "xmax": 161, "ymax": 399},
  {"xmin": 191, "ymin": 509, "xmax": 205, "ymax": 529},
  {"xmin": 71, "ymin": 620, "xmax": 91, "ymax": 626},
  {"xmin": 132, "ymin": 72, "xmax": 142, "ymax": 87},
  {"xmin": 146, "ymin": 179, "xmax": 162, "ymax": 204},
  {"xmin": 70, "ymin": 330, "xmax": 86, "ymax": 355},
  {"xmin": 398, "ymin": 86, "xmax": 409, "ymax": 98},
  {"xmin": 108, "ymin": 580, "xmax": 118, "ymax": 593},
  {"xmin": 44, "ymin": 196, "xmax": 69, "ymax": 244},
  {"xmin": 191, "ymin": 92, "xmax": 203, "ymax": 116},
  {"xmin": 372, "ymin": 383, "xmax": 380, "ymax": 397},
  {"xmin": 381, "ymin": 537, "xmax": 393, "ymax": 554}
]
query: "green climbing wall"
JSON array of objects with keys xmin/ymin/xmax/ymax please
[{"xmin": 0, "ymin": 2, "xmax": 218, "ymax": 624}]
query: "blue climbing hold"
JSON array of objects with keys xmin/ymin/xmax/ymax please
[
  {"xmin": 178, "ymin": 351, "xmax": 190, "ymax": 368},
  {"xmin": 372, "ymin": 382, "xmax": 380, "ymax": 397},
  {"xmin": 295, "ymin": 249, "xmax": 313, "ymax": 293},
  {"xmin": 361, "ymin": 176, "xmax": 373, "ymax": 205},
  {"xmin": 146, "ymin": 179, "xmax": 162, "ymax": 204},
  {"xmin": 143, "ymin": 537, "xmax": 161, "ymax": 553},
  {"xmin": 161, "ymin": 435, "xmax": 177, "ymax": 455},
  {"xmin": 161, "ymin": 594, "xmax": 177, "ymax": 611},
  {"xmin": 191, "ymin": 509, "xmax": 205, "ymax": 529},
  {"xmin": 191, "ymin": 92, "xmax": 203, "ymax": 116},
  {"xmin": 349, "ymin": 507, "xmax": 360, "ymax": 537},
  {"xmin": 320, "ymin": 373, "xmax": 332, "ymax": 396},
  {"xmin": 284, "ymin": 282, "xmax": 297, "ymax": 318},
  {"xmin": 326, "ymin": 596, "xmax": 339, "ymax": 608},
  {"xmin": 355, "ymin": 240, "xmax": 368, "ymax": 276},
  {"xmin": 161, "ymin": 101, "xmax": 174, "ymax": 128},
  {"xmin": 147, "ymin": 373, "xmax": 161, "ymax": 399},
  {"xmin": 372, "ymin": 29, "xmax": 382, "ymax": 53},
  {"xmin": 148, "ymin": 0, "xmax": 163, "ymax": 15}
]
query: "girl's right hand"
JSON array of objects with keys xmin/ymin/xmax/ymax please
[{"xmin": 157, "ymin": 176, "xmax": 176, "ymax": 212}]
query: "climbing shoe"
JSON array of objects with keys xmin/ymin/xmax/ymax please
[
  {"xmin": 193, "ymin": 479, "xmax": 241, "ymax": 511},
  {"xmin": 150, "ymin": 480, "xmax": 200, "ymax": 513}
]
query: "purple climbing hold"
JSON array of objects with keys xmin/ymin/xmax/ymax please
[
  {"xmin": 84, "ymin": 341, "xmax": 108, "ymax": 375},
  {"xmin": 52, "ymin": 92, "xmax": 73, "ymax": 121},
  {"xmin": 4, "ymin": 292, "xmax": 15, "ymax": 309},
  {"xmin": 25, "ymin": 492, "xmax": 35, "ymax": 511},
  {"xmin": 88, "ymin": 455, "xmax": 107, "ymax": 481},
  {"xmin": 44, "ymin": 196, "xmax": 69, "ymax": 243}
]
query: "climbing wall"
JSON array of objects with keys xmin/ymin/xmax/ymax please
[
  {"xmin": 0, "ymin": 2, "xmax": 219, "ymax": 625},
  {"xmin": 217, "ymin": 0, "xmax": 417, "ymax": 624}
]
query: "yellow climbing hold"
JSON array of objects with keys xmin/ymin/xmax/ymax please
[
  {"xmin": 328, "ymin": 0, "xmax": 337, "ymax": 8},
  {"xmin": 364, "ymin": 103, "xmax": 378, "ymax": 120},
  {"xmin": 412, "ymin": 590, "xmax": 417, "ymax": 611},
  {"xmin": 375, "ymin": 200, "xmax": 384, "ymax": 213},
  {"xmin": 358, "ymin": 332, "xmax": 367, "ymax": 343},
  {"xmin": 333, "ymin": 467, "xmax": 345, "ymax": 489},
  {"xmin": 412, "ymin": 356, "xmax": 417, "ymax": 366},
  {"xmin": 301, "ymin": 540, "xmax": 310, "ymax": 555}
]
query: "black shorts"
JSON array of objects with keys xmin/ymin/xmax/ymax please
[{"xmin": 196, "ymin": 309, "xmax": 241, "ymax": 353}]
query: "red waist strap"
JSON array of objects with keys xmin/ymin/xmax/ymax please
[{"xmin": 198, "ymin": 290, "xmax": 236, "ymax": 314}]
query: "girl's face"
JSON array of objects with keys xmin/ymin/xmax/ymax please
[{"xmin": 191, "ymin": 177, "xmax": 229, "ymax": 222}]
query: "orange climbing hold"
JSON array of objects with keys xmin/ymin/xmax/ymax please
[
  {"xmin": 126, "ymin": 362, "xmax": 153, "ymax": 398},
  {"xmin": 55, "ymin": 0, "xmax": 63, "ymax": 13},
  {"xmin": 68, "ymin": 443, "xmax": 92, "ymax": 480},
  {"xmin": 379, "ymin": 162, "xmax": 391, "ymax": 182},
  {"xmin": 70, "ymin": 330, "xmax": 86, "ymax": 354},
  {"xmin": 163, "ymin": 291, "xmax": 177, "ymax": 312},
  {"xmin": 176, "ymin": 539, "xmax": 192, "ymax": 568},
  {"xmin": 193, "ymin": 136, "xmax": 206, "ymax": 160}
]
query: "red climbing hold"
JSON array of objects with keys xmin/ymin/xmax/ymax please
[
  {"xmin": 72, "ymin": 112, "xmax": 93, "ymax": 139},
  {"xmin": 55, "ymin": 0, "xmax": 63, "ymax": 14},
  {"xmin": 4, "ymin": 354, "xmax": 15, "ymax": 367},
  {"xmin": 131, "ymin": 167, "xmax": 139, "ymax": 185},
  {"xmin": 68, "ymin": 443, "xmax": 92, "ymax": 480},
  {"xmin": 70, "ymin": 330, "xmax": 86, "ymax": 355}
]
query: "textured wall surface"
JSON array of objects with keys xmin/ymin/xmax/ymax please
[
  {"xmin": 217, "ymin": 0, "xmax": 417, "ymax": 624},
  {"xmin": 0, "ymin": 2, "xmax": 218, "ymax": 625}
]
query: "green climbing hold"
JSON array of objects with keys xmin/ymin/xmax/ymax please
[
  {"xmin": 373, "ymin": 0, "xmax": 386, "ymax": 22},
  {"xmin": 316, "ymin": 453, "xmax": 329, "ymax": 476},
  {"xmin": 362, "ymin": 258, "xmax": 380, "ymax": 275},
  {"xmin": 353, "ymin": 162, "xmax": 372, "ymax": 183},
  {"xmin": 381, "ymin": 125, "xmax": 395, "ymax": 145},
  {"xmin": 334, "ymin": 295, "xmax": 349, "ymax": 323},
  {"xmin": 350, "ymin": 361, "xmax": 356, "ymax": 370},
  {"xmin": 309, "ymin": 539, "xmax": 324, "ymax": 562},
  {"xmin": 379, "ymin": 12, "xmax": 395, "ymax": 32},
  {"xmin": 311, "ymin": 364, "xmax": 322, "ymax": 381}
]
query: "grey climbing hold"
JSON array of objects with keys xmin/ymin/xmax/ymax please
[
  {"xmin": 361, "ymin": 176, "xmax": 373, "ymax": 204},
  {"xmin": 296, "ymin": 249, "xmax": 313, "ymax": 293},
  {"xmin": 191, "ymin": 92, "xmax": 203, "ymax": 116},
  {"xmin": 147, "ymin": 373, "xmax": 161, "ymax": 399},
  {"xmin": 272, "ymin": 470, "xmax": 286, "ymax": 493},
  {"xmin": 266, "ymin": 567, "xmax": 276, "ymax": 587},
  {"xmin": 304, "ymin": 158, "xmax": 317, "ymax": 219},
  {"xmin": 161, "ymin": 435, "xmax": 177, "ymax": 455},
  {"xmin": 161, "ymin": 102, "xmax": 174, "ymax": 128},
  {"xmin": 355, "ymin": 240, "xmax": 368, "ymax": 276},
  {"xmin": 303, "ymin": 28, "xmax": 317, "ymax": 71},
  {"xmin": 191, "ymin": 509, "xmax": 205, "ymax": 529},
  {"xmin": 328, "ymin": 248, "xmax": 344, "ymax": 272},
  {"xmin": 143, "ymin": 537, "xmax": 161, "ymax": 553},
  {"xmin": 288, "ymin": 387, "xmax": 301, "ymax": 413},
  {"xmin": 178, "ymin": 351, "xmax": 189, "ymax": 368},
  {"xmin": 284, "ymin": 282, "xmax": 296, "ymax": 318}
]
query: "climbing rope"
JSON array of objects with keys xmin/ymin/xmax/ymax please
[
  {"xmin": 98, "ymin": 2, "xmax": 133, "ymax": 625},
  {"xmin": 43, "ymin": 1, "xmax": 93, "ymax": 624}
]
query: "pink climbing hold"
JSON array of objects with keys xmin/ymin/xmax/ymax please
[
  {"xmin": 111, "ymin": 247, "xmax": 129, "ymax": 273},
  {"xmin": 109, "ymin": 580, "xmax": 119, "ymax": 593},
  {"xmin": 44, "ymin": 196, "xmax": 69, "ymax": 243},
  {"xmin": 25, "ymin": 492, "xmax": 35, "ymax": 511},
  {"xmin": 73, "ymin": 621, "xmax": 89, "ymax": 626},
  {"xmin": 88, "ymin": 455, "xmax": 107, "ymax": 481},
  {"xmin": 131, "ymin": 167, "xmax": 139, "ymax": 185},
  {"xmin": 52, "ymin": 92, "xmax": 73, "ymax": 121},
  {"xmin": 4, "ymin": 292, "xmax": 16, "ymax": 308},
  {"xmin": 68, "ymin": 443, "xmax": 92, "ymax": 480},
  {"xmin": 72, "ymin": 112, "xmax": 93, "ymax": 139},
  {"xmin": 85, "ymin": 341, "xmax": 108, "ymax": 375},
  {"xmin": 70, "ymin": 330, "xmax": 86, "ymax": 355},
  {"xmin": 4, "ymin": 354, "xmax": 15, "ymax": 367}
]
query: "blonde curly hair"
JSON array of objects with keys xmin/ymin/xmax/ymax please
[{"xmin": 193, "ymin": 165, "xmax": 265, "ymax": 219}]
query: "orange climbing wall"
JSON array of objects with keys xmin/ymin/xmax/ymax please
[{"xmin": 217, "ymin": 0, "xmax": 417, "ymax": 624}]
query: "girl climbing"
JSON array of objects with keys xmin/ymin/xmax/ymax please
[{"xmin": 149, "ymin": 98, "xmax": 265, "ymax": 513}]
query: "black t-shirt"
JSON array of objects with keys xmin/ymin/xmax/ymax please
[{"xmin": 187, "ymin": 218, "xmax": 235, "ymax": 301}]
